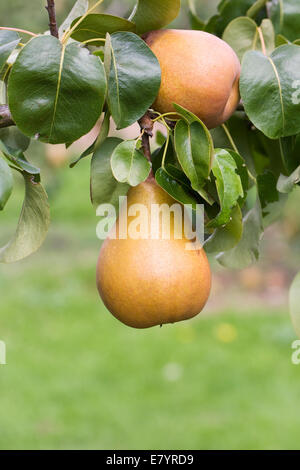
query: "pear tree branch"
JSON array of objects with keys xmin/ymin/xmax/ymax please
[
  {"xmin": 0, "ymin": 105, "xmax": 14, "ymax": 128},
  {"xmin": 138, "ymin": 112, "xmax": 155, "ymax": 180},
  {"xmin": 45, "ymin": 0, "xmax": 59, "ymax": 39}
]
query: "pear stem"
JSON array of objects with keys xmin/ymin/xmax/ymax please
[{"xmin": 138, "ymin": 112, "xmax": 155, "ymax": 181}]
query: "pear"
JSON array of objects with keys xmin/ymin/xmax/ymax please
[
  {"xmin": 144, "ymin": 29, "xmax": 241, "ymax": 129},
  {"xmin": 97, "ymin": 180, "xmax": 211, "ymax": 329}
]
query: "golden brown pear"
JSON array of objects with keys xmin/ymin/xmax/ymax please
[
  {"xmin": 97, "ymin": 180, "xmax": 211, "ymax": 329},
  {"xmin": 144, "ymin": 29, "xmax": 241, "ymax": 129}
]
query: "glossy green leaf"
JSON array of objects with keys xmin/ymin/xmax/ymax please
[
  {"xmin": 247, "ymin": 0, "xmax": 268, "ymax": 18},
  {"xmin": 226, "ymin": 149, "xmax": 249, "ymax": 202},
  {"xmin": 188, "ymin": 0, "xmax": 205, "ymax": 30},
  {"xmin": 210, "ymin": 114, "xmax": 257, "ymax": 175},
  {"xmin": 257, "ymin": 169, "xmax": 287, "ymax": 226},
  {"xmin": 173, "ymin": 103, "xmax": 201, "ymax": 124},
  {"xmin": 210, "ymin": 0, "xmax": 257, "ymax": 36},
  {"xmin": 223, "ymin": 17, "xmax": 275, "ymax": 61},
  {"xmin": 91, "ymin": 137, "xmax": 129, "ymax": 209},
  {"xmin": 0, "ymin": 140, "xmax": 40, "ymax": 176},
  {"xmin": 270, "ymin": 0, "xmax": 300, "ymax": 42},
  {"xmin": 155, "ymin": 167, "xmax": 200, "ymax": 209},
  {"xmin": 174, "ymin": 119, "xmax": 212, "ymax": 190},
  {"xmin": 240, "ymin": 45, "xmax": 300, "ymax": 139},
  {"xmin": 205, "ymin": 204, "xmax": 243, "ymax": 253},
  {"xmin": 8, "ymin": 35, "xmax": 106, "ymax": 144},
  {"xmin": 59, "ymin": 0, "xmax": 89, "ymax": 38},
  {"xmin": 164, "ymin": 164, "xmax": 193, "ymax": 187},
  {"xmin": 111, "ymin": 140, "xmax": 151, "ymax": 187},
  {"xmin": 0, "ymin": 174, "xmax": 50, "ymax": 263},
  {"xmin": 289, "ymin": 271, "xmax": 300, "ymax": 338},
  {"xmin": 257, "ymin": 170, "xmax": 278, "ymax": 209},
  {"xmin": 280, "ymin": 134, "xmax": 300, "ymax": 173},
  {"xmin": 0, "ymin": 126, "xmax": 30, "ymax": 152},
  {"xmin": 130, "ymin": 0, "xmax": 181, "ymax": 34},
  {"xmin": 104, "ymin": 32, "xmax": 161, "ymax": 129},
  {"xmin": 207, "ymin": 149, "xmax": 244, "ymax": 228},
  {"xmin": 0, "ymin": 30, "xmax": 19, "ymax": 75},
  {"xmin": 0, "ymin": 156, "xmax": 13, "ymax": 210},
  {"xmin": 151, "ymin": 140, "xmax": 177, "ymax": 175},
  {"xmin": 277, "ymin": 165, "xmax": 300, "ymax": 193},
  {"xmin": 275, "ymin": 34, "xmax": 290, "ymax": 47},
  {"xmin": 70, "ymin": 14, "xmax": 136, "ymax": 44},
  {"xmin": 217, "ymin": 200, "xmax": 263, "ymax": 269}
]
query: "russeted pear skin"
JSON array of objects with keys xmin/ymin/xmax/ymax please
[
  {"xmin": 97, "ymin": 181, "xmax": 211, "ymax": 329},
  {"xmin": 144, "ymin": 29, "xmax": 241, "ymax": 129}
]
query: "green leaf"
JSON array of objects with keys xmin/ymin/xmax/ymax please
[
  {"xmin": 0, "ymin": 30, "xmax": 19, "ymax": 75},
  {"xmin": 59, "ymin": 0, "xmax": 89, "ymax": 38},
  {"xmin": 210, "ymin": 113, "xmax": 256, "ymax": 175},
  {"xmin": 223, "ymin": 17, "xmax": 275, "ymax": 61},
  {"xmin": 257, "ymin": 169, "xmax": 287, "ymax": 227},
  {"xmin": 111, "ymin": 140, "xmax": 151, "ymax": 187},
  {"xmin": 226, "ymin": 149, "xmax": 249, "ymax": 203},
  {"xmin": 270, "ymin": 0, "xmax": 300, "ymax": 42},
  {"xmin": 257, "ymin": 170, "xmax": 278, "ymax": 209},
  {"xmin": 172, "ymin": 103, "xmax": 201, "ymax": 124},
  {"xmin": 155, "ymin": 167, "xmax": 200, "ymax": 209},
  {"xmin": 240, "ymin": 45, "xmax": 300, "ymax": 139},
  {"xmin": 151, "ymin": 139, "xmax": 177, "ymax": 175},
  {"xmin": 280, "ymin": 134, "xmax": 300, "ymax": 173},
  {"xmin": 0, "ymin": 156, "xmax": 13, "ymax": 210},
  {"xmin": 174, "ymin": 119, "xmax": 213, "ymax": 190},
  {"xmin": 289, "ymin": 271, "xmax": 300, "ymax": 338},
  {"xmin": 70, "ymin": 14, "xmax": 136, "ymax": 44},
  {"xmin": 217, "ymin": 200, "xmax": 263, "ymax": 269},
  {"xmin": 130, "ymin": 0, "xmax": 181, "ymax": 34},
  {"xmin": 104, "ymin": 32, "xmax": 161, "ymax": 129},
  {"xmin": 0, "ymin": 174, "xmax": 50, "ymax": 263},
  {"xmin": 8, "ymin": 36, "xmax": 106, "ymax": 144},
  {"xmin": 207, "ymin": 149, "xmax": 244, "ymax": 228},
  {"xmin": 91, "ymin": 137, "xmax": 129, "ymax": 209},
  {"xmin": 0, "ymin": 140, "xmax": 40, "ymax": 176},
  {"xmin": 0, "ymin": 126, "xmax": 30, "ymax": 152},
  {"xmin": 210, "ymin": 0, "xmax": 257, "ymax": 36},
  {"xmin": 188, "ymin": 0, "xmax": 205, "ymax": 30},
  {"xmin": 275, "ymin": 34, "xmax": 290, "ymax": 47},
  {"xmin": 277, "ymin": 165, "xmax": 300, "ymax": 193},
  {"xmin": 247, "ymin": 0, "xmax": 268, "ymax": 18},
  {"xmin": 205, "ymin": 204, "xmax": 243, "ymax": 253}
]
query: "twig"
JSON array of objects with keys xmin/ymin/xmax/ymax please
[
  {"xmin": 0, "ymin": 105, "xmax": 15, "ymax": 128},
  {"xmin": 0, "ymin": 26, "xmax": 37, "ymax": 37},
  {"xmin": 45, "ymin": 0, "xmax": 59, "ymax": 38},
  {"xmin": 138, "ymin": 112, "xmax": 155, "ymax": 180}
]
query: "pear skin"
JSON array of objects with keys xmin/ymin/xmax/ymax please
[
  {"xmin": 144, "ymin": 29, "xmax": 241, "ymax": 129},
  {"xmin": 97, "ymin": 181, "xmax": 211, "ymax": 329}
]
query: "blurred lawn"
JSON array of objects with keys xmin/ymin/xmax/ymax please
[{"xmin": 0, "ymin": 157, "xmax": 300, "ymax": 450}]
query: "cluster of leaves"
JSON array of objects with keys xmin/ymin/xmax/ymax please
[{"xmin": 1, "ymin": 0, "xmax": 300, "ymax": 279}]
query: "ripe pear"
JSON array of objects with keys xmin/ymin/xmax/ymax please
[
  {"xmin": 144, "ymin": 29, "xmax": 241, "ymax": 129},
  {"xmin": 96, "ymin": 180, "xmax": 211, "ymax": 329}
]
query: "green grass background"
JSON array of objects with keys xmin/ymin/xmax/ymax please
[
  {"xmin": 1, "ymin": 0, "xmax": 300, "ymax": 451},
  {"xmin": 1, "ymin": 157, "xmax": 300, "ymax": 450}
]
